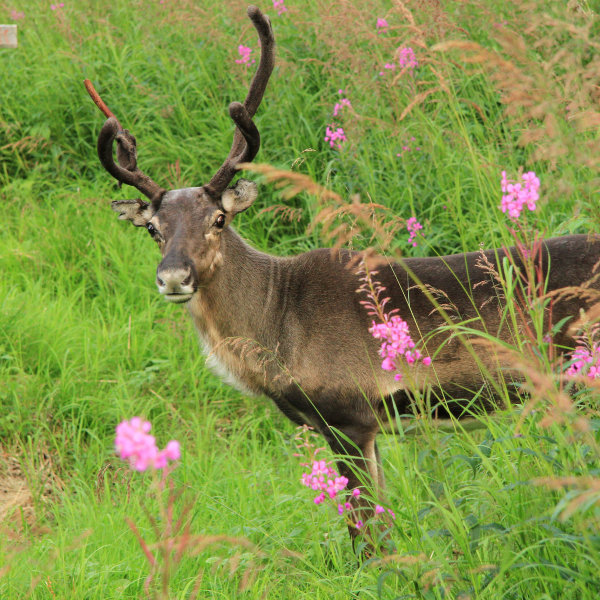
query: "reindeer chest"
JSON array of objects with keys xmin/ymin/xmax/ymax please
[{"xmin": 187, "ymin": 299, "xmax": 269, "ymax": 396}]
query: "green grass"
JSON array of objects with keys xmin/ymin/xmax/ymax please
[{"xmin": 1, "ymin": 0, "xmax": 600, "ymax": 598}]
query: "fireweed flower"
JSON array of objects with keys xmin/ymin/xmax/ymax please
[
  {"xmin": 301, "ymin": 459, "xmax": 348, "ymax": 502},
  {"xmin": 379, "ymin": 47, "xmax": 417, "ymax": 76},
  {"xmin": 397, "ymin": 46, "xmax": 418, "ymax": 70},
  {"xmin": 50, "ymin": 2, "xmax": 64, "ymax": 9},
  {"xmin": 370, "ymin": 316, "xmax": 431, "ymax": 381},
  {"xmin": 500, "ymin": 170, "xmax": 540, "ymax": 220},
  {"xmin": 376, "ymin": 17, "xmax": 389, "ymax": 34},
  {"xmin": 235, "ymin": 45, "xmax": 255, "ymax": 66},
  {"xmin": 324, "ymin": 124, "xmax": 347, "ymax": 149},
  {"xmin": 406, "ymin": 216, "xmax": 423, "ymax": 247},
  {"xmin": 272, "ymin": 0, "xmax": 287, "ymax": 15},
  {"xmin": 115, "ymin": 417, "xmax": 181, "ymax": 471},
  {"xmin": 397, "ymin": 137, "xmax": 421, "ymax": 156},
  {"xmin": 11, "ymin": 9, "xmax": 25, "ymax": 19},
  {"xmin": 333, "ymin": 97, "xmax": 352, "ymax": 117},
  {"xmin": 566, "ymin": 342, "xmax": 600, "ymax": 379}
]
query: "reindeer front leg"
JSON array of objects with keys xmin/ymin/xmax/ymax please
[{"xmin": 325, "ymin": 426, "xmax": 389, "ymax": 555}]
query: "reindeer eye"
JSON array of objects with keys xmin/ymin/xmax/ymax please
[
  {"xmin": 146, "ymin": 222, "xmax": 156, "ymax": 236},
  {"xmin": 214, "ymin": 214, "xmax": 226, "ymax": 229}
]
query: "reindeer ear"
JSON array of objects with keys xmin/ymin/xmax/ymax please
[
  {"xmin": 221, "ymin": 179, "xmax": 258, "ymax": 215},
  {"xmin": 111, "ymin": 199, "xmax": 153, "ymax": 227}
]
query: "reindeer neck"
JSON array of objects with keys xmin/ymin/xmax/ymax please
[{"xmin": 187, "ymin": 227, "xmax": 285, "ymax": 346}]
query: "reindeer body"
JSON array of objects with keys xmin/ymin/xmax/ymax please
[
  {"xmin": 188, "ymin": 228, "xmax": 599, "ymax": 434},
  {"xmin": 86, "ymin": 6, "xmax": 600, "ymax": 549}
]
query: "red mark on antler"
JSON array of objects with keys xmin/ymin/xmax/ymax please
[{"xmin": 84, "ymin": 79, "xmax": 122, "ymax": 130}]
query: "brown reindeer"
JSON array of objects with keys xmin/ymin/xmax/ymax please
[{"xmin": 86, "ymin": 6, "xmax": 600, "ymax": 547}]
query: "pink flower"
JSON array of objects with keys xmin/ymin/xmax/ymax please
[
  {"xmin": 235, "ymin": 45, "xmax": 255, "ymax": 66},
  {"xmin": 375, "ymin": 505, "xmax": 385, "ymax": 514},
  {"xmin": 396, "ymin": 138, "xmax": 422, "ymax": 157},
  {"xmin": 370, "ymin": 315, "xmax": 431, "ymax": 379},
  {"xmin": 325, "ymin": 124, "xmax": 347, "ymax": 150},
  {"xmin": 355, "ymin": 520, "xmax": 363, "ymax": 529},
  {"xmin": 50, "ymin": 2, "xmax": 64, "ymax": 9},
  {"xmin": 272, "ymin": 0, "xmax": 287, "ymax": 15},
  {"xmin": 500, "ymin": 170, "xmax": 540, "ymax": 220},
  {"xmin": 566, "ymin": 342, "xmax": 600, "ymax": 379},
  {"xmin": 301, "ymin": 459, "xmax": 349, "ymax": 502},
  {"xmin": 10, "ymin": 9, "xmax": 25, "ymax": 19},
  {"xmin": 406, "ymin": 216, "xmax": 423, "ymax": 247},
  {"xmin": 397, "ymin": 46, "xmax": 417, "ymax": 70},
  {"xmin": 115, "ymin": 417, "xmax": 181, "ymax": 471},
  {"xmin": 380, "ymin": 47, "xmax": 417, "ymax": 76},
  {"xmin": 376, "ymin": 18, "xmax": 389, "ymax": 34},
  {"xmin": 333, "ymin": 98, "xmax": 351, "ymax": 117},
  {"xmin": 351, "ymin": 488, "xmax": 361, "ymax": 497}
]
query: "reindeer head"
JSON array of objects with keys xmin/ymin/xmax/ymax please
[{"xmin": 87, "ymin": 6, "xmax": 274, "ymax": 304}]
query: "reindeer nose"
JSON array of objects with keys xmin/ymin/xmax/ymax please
[{"xmin": 156, "ymin": 265, "xmax": 196, "ymax": 303}]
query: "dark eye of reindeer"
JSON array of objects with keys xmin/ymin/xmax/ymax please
[
  {"xmin": 146, "ymin": 223, "xmax": 156, "ymax": 236},
  {"xmin": 214, "ymin": 214, "xmax": 226, "ymax": 229}
]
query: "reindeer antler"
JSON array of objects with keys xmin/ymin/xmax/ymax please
[
  {"xmin": 85, "ymin": 79, "xmax": 166, "ymax": 207},
  {"xmin": 203, "ymin": 5, "xmax": 275, "ymax": 198}
]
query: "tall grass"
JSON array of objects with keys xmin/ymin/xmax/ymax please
[{"xmin": 1, "ymin": 0, "xmax": 600, "ymax": 598}]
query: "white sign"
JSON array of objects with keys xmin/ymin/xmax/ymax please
[{"xmin": 0, "ymin": 25, "xmax": 17, "ymax": 49}]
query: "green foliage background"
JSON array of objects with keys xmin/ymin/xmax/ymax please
[{"xmin": 1, "ymin": 0, "xmax": 599, "ymax": 598}]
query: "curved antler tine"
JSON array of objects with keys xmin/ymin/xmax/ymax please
[
  {"xmin": 204, "ymin": 5, "xmax": 275, "ymax": 199},
  {"xmin": 84, "ymin": 79, "xmax": 122, "ymax": 129},
  {"xmin": 204, "ymin": 103, "xmax": 260, "ymax": 198},
  {"xmin": 98, "ymin": 118, "xmax": 166, "ymax": 207},
  {"xmin": 244, "ymin": 6, "xmax": 275, "ymax": 117}
]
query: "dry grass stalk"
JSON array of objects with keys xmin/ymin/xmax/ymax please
[
  {"xmin": 432, "ymin": 5, "xmax": 600, "ymax": 175},
  {"xmin": 240, "ymin": 162, "xmax": 405, "ymax": 255}
]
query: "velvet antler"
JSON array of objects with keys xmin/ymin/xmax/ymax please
[{"xmin": 203, "ymin": 5, "xmax": 275, "ymax": 198}]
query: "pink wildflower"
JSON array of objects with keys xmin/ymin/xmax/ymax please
[
  {"xmin": 379, "ymin": 47, "xmax": 417, "ymax": 77},
  {"xmin": 235, "ymin": 45, "xmax": 255, "ymax": 66},
  {"xmin": 50, "ymin": 2, "xmax": 64, "ymax": 9},
  {"xmin": 314, "ymin": 492, "xmax": 326, "ymax": 505},
  {"xmin": 351, "ymin": 488, "xmax": 361, "ymax": 497},
  {"xmin": 375, "ymin": 505, "xmax": 385, "ymax": 514},
  {"xmin": 397, "ymin": 137, "xmax": 422, "ymax": 157},
  {"xmin": 566, "ymin": 342, "xmax": 600, "ymax": 379},
  {"xmin": 355, "ymin": 520, "xmax": 363, "ymax": 529},
  {"xmin": 11, "ymin": 9, "xmax": 25, "ymax": 19},
  {"xmin": 115, "ymin": 417, "xmax": 181, "ymax": 472},
  {"xmin": 500, "ymin": 170, "xmax": 540, "ymax": 220},
  {"xmin": 301, "ymin": 459, "xmax": 348, "ymax": 503},
  {"xmin": 325, "ymin": 124, "xmax": 347, "ymax": 150},
  {"xmin": 333, "ymin": 98, "xmax": 352, "ymax": 117},
  {"xmin": 397, "ymin": 47, "xmax": 418, "ymax": 70},
  {"xmin": 406, "ymin": 216, "xmax": 423, "ymax": 247},
  {"xmin": 272, "ymin": 0, "xmax": 287, "ymax": 15},
  {"xmin": 370, "ymin": 315, "xmax": 430, "ymax": 380},
  {"xmin": 376, "ymin": 18, "xmax": 389, "ymax": 34}
]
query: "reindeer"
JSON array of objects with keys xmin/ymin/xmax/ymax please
[{"xmin": 86, "ymin": 6, "xmax": 600, "ymax": 547}]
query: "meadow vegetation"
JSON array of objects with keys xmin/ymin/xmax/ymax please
[{"xmin": 1, "ymin": 0, "xmax": 600, "ymax": 597}]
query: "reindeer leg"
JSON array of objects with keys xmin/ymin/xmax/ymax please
[{"xmin": 324, "ymin": 426, "xmax": 386, "ymax": 555}]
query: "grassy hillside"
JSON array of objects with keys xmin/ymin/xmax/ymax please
[{"xmin": 1, "ymin": 0, "xmax": 600, "ymax": 598}]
